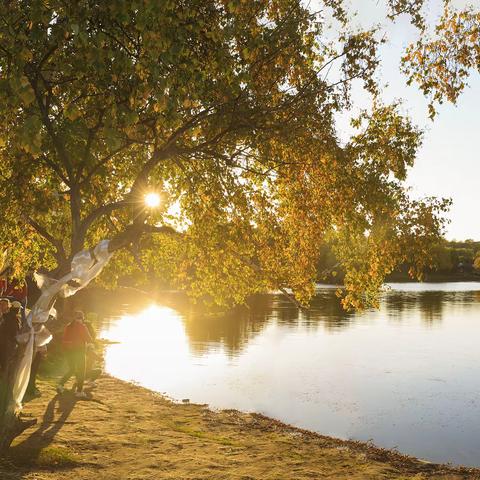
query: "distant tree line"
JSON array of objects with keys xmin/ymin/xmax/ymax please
[
  {"xmin": 316, "ymin": 239, "xmax": 480, "ymax": 284},
  {"xmin": 430, "ymin": 240, "xmax": 480, "ymax": 275}
]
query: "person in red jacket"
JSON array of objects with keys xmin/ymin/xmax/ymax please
[{"xmin": 57, "ymin": 311, "xmax": 92, "ymax": 398}]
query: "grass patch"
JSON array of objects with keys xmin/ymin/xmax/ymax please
[
  {"xmin": 171, "ymin": 424, "xmax": 236, "ymax": 446},
  {"xmin": 36, "ymin": 446, "xmax": 79, "ymax": 468}
]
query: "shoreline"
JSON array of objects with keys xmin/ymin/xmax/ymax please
[{"xmin": 2, "ymin": 375, "xmax": 479, "ymax": 479}]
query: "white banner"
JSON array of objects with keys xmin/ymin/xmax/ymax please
[{"xmin": 11, "ymin": 240, "xmax": 113, "ymax": 412}]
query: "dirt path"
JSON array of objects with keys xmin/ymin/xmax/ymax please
[{"xmin": 1, "ymin": 376, "xmax": 479, "ymax": 480}]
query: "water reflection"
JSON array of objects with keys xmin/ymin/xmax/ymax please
[
  {"xmin": 94, "ymin": 283, "xmax": 480, "ymax": 467},
  {"xmin": 179, "ymin": 288, "xmax": 480, "ymax": 354},
  {"xmin": 384, "ymin": 290, "xmax": 480, "ymax": 326}
]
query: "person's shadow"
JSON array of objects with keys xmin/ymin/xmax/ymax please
[{"xmin": 8, "ymin": 392, "xmax": 79, "ymax": 474}]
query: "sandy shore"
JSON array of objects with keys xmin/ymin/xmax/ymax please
[{"xmin": 1, "ymin": 376, "xmax": 479, "ymax": 480}]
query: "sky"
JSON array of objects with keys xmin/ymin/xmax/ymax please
[{"xmin": 329, "ymin": 0, "xmax": 480, "ymax": 240}]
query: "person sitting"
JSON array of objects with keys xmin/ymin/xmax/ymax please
[{"xmin": 56, "ymin": 311, "xmax": 93, "ymax": 399}]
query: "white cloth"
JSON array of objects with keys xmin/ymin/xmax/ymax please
[{"xmin": 11, "ymin": 239, "xmax": 113, "ymax": 411}]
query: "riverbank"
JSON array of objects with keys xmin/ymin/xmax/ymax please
[
  {"xmin": 2, "ymin": 376, "xmax": 479, "ymax": 480},
  {"xmin": 385, "ymin": 272, "xmax": 480, "ymax": 283}
]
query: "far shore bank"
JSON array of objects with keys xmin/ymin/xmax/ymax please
[
  {"xmin": 80, "ymin": 272, "xmax": 480, "ymax": 304},
  {"xmin": 2, "ymin": 376, "xmax": 480, "ymax": 480},
  {"xmin": 317, "ymin": 273, "xmax": 480, "ymax": 285},
  {"xmin": 384, "ymin": 272, "xmax": 480, "ymax": 283}
]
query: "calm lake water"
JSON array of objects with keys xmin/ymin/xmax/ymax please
[{"xmin": 96, "ymin": 283, "xmax": 480, "ymax": 467}]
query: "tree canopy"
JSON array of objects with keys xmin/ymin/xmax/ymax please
[
  {"xmin": 2, "ymin": 0, "xmax": 475, "ymax": 310},
  {"xmin": 403, "ymin": 3, "xmax": 480, "ymax": 118}
]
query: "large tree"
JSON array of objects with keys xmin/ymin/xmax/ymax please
[
  {"xmin": 0, "ymin": 0, "xmax": 453, "ymax": 313},
  {"xmin": 5, "ymin": 0, "xmax": 480, "ymax": 450}
]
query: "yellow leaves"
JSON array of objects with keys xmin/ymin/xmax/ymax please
[
  {"xmin": 190, "ymin": 124, "xmax": 202, "ymax": 138},
  {"xmin": 242, "ymin": 47, "xmax": 253, "ymax": 61},
  {"xmin": 20, "ymin": 138, "xmax": 41, "ymax": 156},
  {"xmin": 182, "ymin": 98, "xmax": 194, "ymax": 108},
  {"xmin": 64, "ymin": 104, "xmax": 82, "ymax": 121},
  {"xmin": 227, "ymin": 2, "xmax": 239, "ymax": 14},
  {"xmin": 135, "ymin": 62, "xmax": 148, "ymax": 81},
  {"xmin": 153, "ymin": 96, "xmax": 168, "ymax": 113},
  {"xmin": 19, "ymin": 48, "xmax": 33, "ymax": 62},
  {"xmin": 0, "ymin": 0, "xmax": 453, "ymax": 310},
  {"xmin": 414, "ymin": 49, "xmax": 423, "ymax": 63},
  {"xmin": 403, "ymin": 6, "xmax": 480, "ymax": 110}
]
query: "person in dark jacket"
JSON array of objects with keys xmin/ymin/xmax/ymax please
[
  {"xmin": 0, "ymin": 299, "xmax": 21, "ymax": 376},
  {"xmin": 0, "ymin": 297, "xmax": 10, "ymax": 317},
  {"xmin": 56, "ymin": 311, "xmax": 92, "ymax": 399}
]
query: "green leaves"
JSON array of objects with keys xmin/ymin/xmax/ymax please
[
  {"xmin": 18, "ymin": 115, "xmax": 43, "ymax": 156},
  {"xmin": 18, "ymin": 78, "xmax": 36, "ymax": 106},
  {"xmin": 104, "ymin": 128, "xmax": 122, "ymax": 150},
  {"xmin": 0, "ymin": 0, "xmax": 451, "ymax": 309},
  {"xmin": 64, "ymin": 104, "xmax": 82, "ymax": 121}
]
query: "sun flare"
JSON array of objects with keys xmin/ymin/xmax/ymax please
[{"xmin": 144, "ymin": 192, "xmax": 161, "ymax": 208}]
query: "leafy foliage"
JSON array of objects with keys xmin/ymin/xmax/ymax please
[
  {"xmin": 474, "ymin": 251, "xmax": 480, "ymax": 272},
  {"xmin": 387, "ymin": 0, "xmax": 426, "ymax": 29},
  {"xmin": 430, "ymin": 239, "xmax": 480, "ymax": 274},
  {"xmin": 0, "ymin": 0, "xmax": 453, "ymax": 309},
  {"xmin": 402, "ymin": 5, "xmax": 480, "ymax": 117}
]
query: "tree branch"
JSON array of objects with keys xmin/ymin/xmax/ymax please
[
  {"xmin": 79, "ymin": 141, "xmax": 132, "ymax": 187},
  {"xmin": 24, "ymin": 216, "xmax": 67, "ymax": 264},
  {"xmin": 108, "ymin": 223, "xmax": 179, "ymax": 253},
  {"xmin": 27, "ymin": 74, "xmax": 74, "ymax": 181}
]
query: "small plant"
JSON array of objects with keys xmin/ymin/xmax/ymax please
[{"xmin": 36, "ymin": 446, "xmax": 79, "ymax": 468}]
